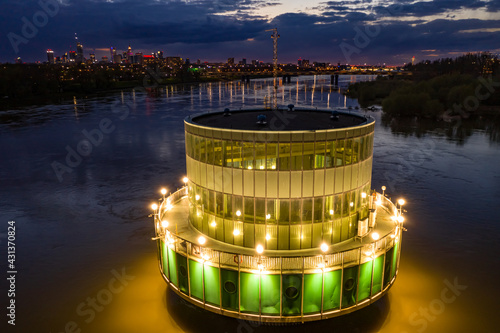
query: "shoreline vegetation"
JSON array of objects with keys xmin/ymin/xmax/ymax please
[{"xmin": 345, "ymin": 53, "xmax": 500, "ymax": 119}]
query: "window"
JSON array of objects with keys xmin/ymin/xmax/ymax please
[
  {"xmin": 303, "ymin": 142, "xmax": 315, "ymax": 170},
  {"xmin": 267, "ymin": 143, "xmax": 278, "ymax": 170},
  {"xmin": 315, "ymin": 141, "xmax": 326, "ymax": 168},
  {"xmin": 302, "ymin": 198, "xmax": 313, "ymax": 224},
  {"xmin": 313, "ymin": 197, "xmax": 323, "ymax": 223},
  {"xmin": 244, "ymin": 197, "xmax": 254, "ymax": 223},
  {"xmin": 278, "ymin": 199, "xmax": 290, "ymax": 224},
  {"xmin": 290, "ymin": 143, "xmax": 303, "ymax": 171},
  {"xmin": 255, "ymin": 142, "xmax": 266, "ymax": 170},
  {"xmin": 278, "ymin": 143, "xmax": 290, "ymax": 171},
  {"xmin": 336, "ymin": 139, "xmax": 344, "ymax": 166}
]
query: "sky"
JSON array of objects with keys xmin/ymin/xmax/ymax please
[{"xmin": 1, "ymin": 0, "xmax": 500, "ymax": 64}]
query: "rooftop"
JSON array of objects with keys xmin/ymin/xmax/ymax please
[{"xmin": 189, "ymin": 109, "xmax": 371, "ymax": 131}]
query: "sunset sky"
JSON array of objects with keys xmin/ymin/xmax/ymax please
[{"xmin": 1, "ymin": 0, "xmax": 500, "ymax": 64}]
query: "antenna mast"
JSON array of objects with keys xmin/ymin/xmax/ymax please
[{"xmin": 265, "ymin": 28, "xmax": 280, "ymax": 110}]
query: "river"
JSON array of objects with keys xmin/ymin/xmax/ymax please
[{"xmin": 0, "ymin": 75, "xmax": 498, "ymax": 333}]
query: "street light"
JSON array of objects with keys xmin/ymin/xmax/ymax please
[{"xmin": 381, "ymin": 186, "xmax": 386, "ymax": 196}]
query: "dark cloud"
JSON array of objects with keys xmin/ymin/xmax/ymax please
[{"xmin": 0, "ymin": 0, "xmax": 498, "ymax": 64}]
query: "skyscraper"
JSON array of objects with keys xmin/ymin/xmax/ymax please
[
  {"xmin": 127, "ymin": 45, "xmax": 133, "ymax": 63},
  {"xmin": 46, "ymin": 49, "xmax": 55, "ymax": 64},
  {"xmin": 75, "ymin": 33, "xmax": 84, "ymax": 63},
  {"xmin": 110, "ymin": 47, "xmax": 116, "ymax": 63}
]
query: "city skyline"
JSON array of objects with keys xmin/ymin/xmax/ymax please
[{"xmin": 1, "ymin": 0, "xmax": 500, "ymax": 64}]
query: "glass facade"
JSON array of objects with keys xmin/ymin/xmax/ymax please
[
  {"xmin": 184, "ymin": 120, "xmax": 375, "ymax": 250},
  {"xmin": 185, "ymin": 131, "xmax": 374, "ymax": 170}
]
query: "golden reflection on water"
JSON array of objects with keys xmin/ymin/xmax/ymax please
[{"xmin": 72, "ymin": 251, "xmax": 480, "ymax": 333}]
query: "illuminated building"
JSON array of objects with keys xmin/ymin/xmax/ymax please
[
  {"xmin": 89, "ymin": 53, "xmax": 96, "ymax": 63},
  {"xmin": 46, "ymin": 49, "xmax": 54, "ymax": 64},
  {"xmin": 127, "ymin": 45, "xmax": 133, "ymax": 63},
  {"xmin": 152, "ymin": 108, "xmax": 406, "ymax": 323},
  {"xmin": 227, "ymin": 57, "xmax": 235, "ymax": 66},
  {"xmin": 69, "ymin": 51, "xmax": 76, "ymax": 62},
  {"xmin": 110, "ymin": 46, "xmax": 116, "ymax": 63}
]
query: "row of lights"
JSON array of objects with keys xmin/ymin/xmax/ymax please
[{"xmin": 154, "ymin": 182, "xmax": 404, "ymax": 260}]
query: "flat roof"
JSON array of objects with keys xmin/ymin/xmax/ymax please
[{"xmin": 189, "ymin": 109, "xmax": 371, "ymax": 131}]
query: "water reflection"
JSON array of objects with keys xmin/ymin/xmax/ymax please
[
  {"xmin": 1, "ymin": 75, "xmax": 499, "ymax": 333},
  {"xmin": 166, "ymin": 288, "xmax": 390, "ymax": 333}
]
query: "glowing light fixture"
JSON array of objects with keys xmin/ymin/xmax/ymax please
[
  {"xmin": 350, "ymin": 202, "xmax": 354, "ymax": 207},
  {"xmin": 329, "ymin": 209, "xmax": 334, "ymax": 215},
  {"xmin": 233, "ymin": 229, "xmax": 240, "ymax": 236},
  {"xmin": 198, "ymin": 236, "xmax": 206, "ymax": 245},
  {"xmin": 259, "ymin": 166, "xmax": 264, "ymax": 170},
  {"xmin": 265, "ymin": 234, "xmax": 271, "ymax": 241},
  {"xmin": 371, "ymin": 232, "xmax": 380, "ymax": 240},
  {"xmin": 398, "ymin": 199, "xmax": 405, "ymax": 206},
  {"xmin": 151, "ymin": 203, "xmax": 158, "ymax": 210},
  {"xmin": 266, "ymin": 214, "xmax": 271, "ymax": 219},
  {"xmin": 210, "ymin": 221, "xmax": 216, "ymax": 227},
  {"xmin": 195, "ymin": 194, "xmax": 200, "ymax": 201},
  {"xmin": 161, "ymin": 220, "xmax": 169, "ymax": 228},
  {"xmin": 320, "ymin": 243, "xmax": 329, "ymax": 253},
  {"xmin": 248, "ymin": 166, "xmax": 253, "ymax": 170},
  {"xmin": 256, "ymin": 244, "xmax": 264, "ymax": 254},
  {"xmin": 236, "ymin": 210, "xmax": 241, "ymax": 217},
  {"xmin": 161, "ymin": 188, "xmax": 167, "ymax": 195},
  {"xmin": 397, "ymin": 216, "xmax": 405, "ymax": 223},
  {"xmin": 182, "ymin": 177, "xmax": 189, "ymax": 184},
  {"xmin": 271, "ymin": 165, "xmax": 276, "ymax": 170},
  {"xmin": 361, "ymin": 192, "xmax": 367, "ymax": 199},
  {"xmin": 257, "ymin": 264, "xmax": 264, "ymax": 271}
]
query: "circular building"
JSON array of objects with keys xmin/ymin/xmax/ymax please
[{"xmin": 152, "ymin": 109, "xmax": 405, "ymax": 323}]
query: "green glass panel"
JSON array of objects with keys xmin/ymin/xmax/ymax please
[
  {"xmin": 161, "ymin": 241, "xmax": 168, "ymax": 278},
  {"xmin": 282, "ymin": 274, "xmax": 302, "ymax": 316},
  {"xmin": 372, "ymin": 255, "xmax": 384, "ymax": 295},
  {"xmin": 221, "ymin": 269, "xmax": 239, "ymax": 311},
  {"xmin": 168, "ymin": 247, "xmax": 177, "ymax": 286},
  {"xmin": 204, "ymin": 265, "xmax": 220, "ymax": 306},
  {"xmin": 240, "ymin": 272, "xmax": 260, "ymax": 313},
  {"xmin": 189, "ymin": 259, "xmax": 203, "ymax": 300},
  {"xmin": 384, "ymin": 247, "xmax": 394, "ymax": 288},
  {"xmin": 358, "ymin": 260, "xmax": 373, "ymax": 302},
  {"xmin": 303, "ymin": 273, "xmax": 322, "ymax": 314},
  {"xmin": 391, "ymin": 240, "xmax": 399, "ymax": 279},
  {"xmin": 177, "ymin": 253, "xmax": 189, "ymax": 294},
  {"xmin": 193, "ymin": 136, "xmax": 201, "ymax": 161},
  {"xmin": 323, "ymin": 270, "xmax": 341, "ymax": 311},
  {"xmin": 301, "ymin": 223, "xmax": 312, "ymax": 249},
  {"xmin": 261, "ymin": 274, "xmax": 280, "ymax": 315},
  {"xmin": 341, "ymin": 265, "xmax": 358, "ymax": 308}
]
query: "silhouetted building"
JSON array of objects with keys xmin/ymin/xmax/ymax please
[{"xmin": 46, "ymin": 49, "xmax": 54, "ymax": 64}]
